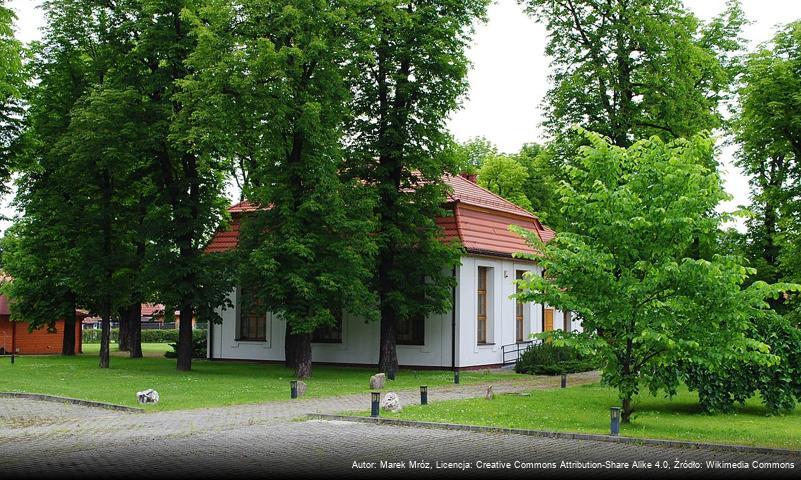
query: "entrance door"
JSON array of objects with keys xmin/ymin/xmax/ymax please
[{"xmin": 544, "ymin": 308, "xmax": 554, "ymax": 332}]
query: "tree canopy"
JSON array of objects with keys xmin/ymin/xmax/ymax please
[
  {"xmin": 0, "ymin": 0, "xmax": 24, "ymax": 187},
  {"xmin": 186, "ymin": 0, "xmax": 378, "ymax": 378},
  {"xmin": 733, "ymin": 21, "xmax": 801, "ymax": 291},
  {"xmin": 513, "ymin": 130, "xmax": 795, "ymax": 422},
  {"xmin": 523, "ymin": 0, "xmax": 745, "ymax": 148},
  {"xmin": 345, "ymin": 0, "xmax": 488, "ymax": 375}
]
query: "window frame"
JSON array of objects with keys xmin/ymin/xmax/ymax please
[
  {"xmin": 236, "ymin": 287, "xmax": 268, "ymax": 342},
  {"xmin": 515, "ymin": 270, "xmax": 525, "ymax": 343},
  {"xmin": 477, "ymin": 266, "xmax": 489, "ymax": 345}
]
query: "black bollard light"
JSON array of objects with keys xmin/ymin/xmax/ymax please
[
  {"xmin": 610, "ymin": 407, "xmax": 621, "ymax": 436},
  {"xmin": 371, "ymin": 392, "xmax": 381, "ymax": 417},
  {"xmin": 454, "ymin": 369, "xmax": 460, "ymax": 384},
  {"xmin": 420, "ymin": 385, "xmax": 428, "ymax": 405},
  {"xmin": 561, "ymin": 374, "xmax": 567, "ymax": 388},
  {"xmin": 10, "ymin": 353, "xmax": 14, "ymax": 365},
  {"xmin": 290, "ymin": 380, "xmax": 298, "ymax": 399}
]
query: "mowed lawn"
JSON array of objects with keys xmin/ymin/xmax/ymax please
[
  {"xmin": 374, "ymin": 382, "xmax": 801, "ymax": 450},
  {"xmin": 0, "ymin": 345, "xmax": 522, "ymax": 411}
]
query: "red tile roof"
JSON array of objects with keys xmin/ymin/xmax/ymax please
[
  {"xmin": 443, "ymin": 174, "xmax": 538, "ymax": 220},
  {"xmin": 205, "ymin": 175, "xmax": 554, "ymax": 258}
]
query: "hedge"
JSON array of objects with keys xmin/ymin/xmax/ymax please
[
  {"xmin": 83, "ymin": 328, "xmax": 193, "ymax": 344},
  {"xmin": 514, "ymin": 341, "xmax": 597, "ymax": 375}
]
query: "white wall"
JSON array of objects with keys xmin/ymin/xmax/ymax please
[
  {"xmin": 209, "ymin": 254, "xmax": 580, "ymax": 368},
  {"xmin": 209, "ymin": 290, "xmax": 454, "ymax": 367}
]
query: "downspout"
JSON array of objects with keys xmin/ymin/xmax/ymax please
[
  {"xmin": 208, "ymin": 320, "xmax": 214, "ymax": 360},
  {"xmin": 451, "ymin": 199, "xmax": 464, "ymax": 373},
  {"xmin": 451, "ymin": 266, "xmax": 457, "ymax": 371},
  {"xmin": 540, "ymin": 269, "xmax": 546, "ymax": 333}
]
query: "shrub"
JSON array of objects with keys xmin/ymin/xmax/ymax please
[
  {"xmin": 682, "ymin": 312, "xmax": 801, "ymax": 415},
  {"xmin": 164, "ymin": 330, "xmax": 207, "ymax": 359},
  {"xmin": 83, "ymin": 328, "xmax": 182, "ymax": 344},
  {"xmin": 514, "ymin": 341, "xmax": 597, "ymax": 375}
]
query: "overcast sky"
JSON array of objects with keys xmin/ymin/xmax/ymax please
[{"xmin": 5, "ymin": 0, "xmax": 801, "ymax": 230}]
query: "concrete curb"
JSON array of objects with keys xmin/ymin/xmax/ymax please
[
  {"xmin": 307, "ymin": 413, "xmax": 801, "ymax": 458},
  {"xmin": 0, "ymin": 392, "xmax": 145, "ymax": 413}
]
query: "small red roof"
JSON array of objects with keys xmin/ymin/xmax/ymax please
[
  {"xmin": 443, "ymin": 174, "xmax": 538, "ymax": 221},
  {"xmin": 205, "ymin": 175, "xmax": 554, "ymax": 258}
]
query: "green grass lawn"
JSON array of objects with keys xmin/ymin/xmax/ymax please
[
  {"xmin": 0, "ymin": 346, "xmax": 521, "ymax": 411},
  {"xmin": 373, "ymin": 382, "xmax": 801, "ymax": 450}
]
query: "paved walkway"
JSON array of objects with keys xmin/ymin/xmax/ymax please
[{"xmin": 1, "ymin": 371, "xmax": 799, "ymax": 478}]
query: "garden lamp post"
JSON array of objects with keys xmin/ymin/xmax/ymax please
[
  {"xmin": 371, "ymin": 392, "xmax": 381, "ymax": 417},
  {"xmin": 610, "ymin": 407, "xmax": 621, "ymax": 436},
  {"xmin": 420, "ymin": 385, "xmax": 428, "ymax": 405},
  {"xmin": 290, "ymin": 380, "xmax": 298, "ymax": 399}
]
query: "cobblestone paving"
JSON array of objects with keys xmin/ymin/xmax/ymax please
[{"xmin": 1, "ymin": 371, "xmax": 798, "ymax": 479}]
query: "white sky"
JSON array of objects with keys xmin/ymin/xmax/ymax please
[{"xmin": 5, "ymin": 0, "xmax": 801, "ymax": 231}]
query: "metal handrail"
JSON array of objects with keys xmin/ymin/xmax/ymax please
[{"xmin": 501, "ymin": 339, "xmax": 541, "ymax": 365}]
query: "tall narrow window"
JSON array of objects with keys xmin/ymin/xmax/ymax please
[
  {"xmin": 238, "ymin": 288, "xmax": 267, "ymax": 341},
  {"xmin": 515, "ymin": 270, "xmax": 525, "ymax": 343},
  {"xmin": 312, "ymin": 309, "xmax": 343, "ymax": 343},
  {"xmin": 544, "ymin": 308, "xmax": 554, "ymax": 332},
  {"xmin": 477, "ymin": 267, "xmax": 488, "ymax": 344},
  {"xmin": 398, "ymin": 314, "xmax": 425, "ymax": 345}
]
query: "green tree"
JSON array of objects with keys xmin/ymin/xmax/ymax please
[
  {"xmin": 3, "ymin": 0, "xmax": 115, "ymax": 359},
  {"xmin": 346, "ymin": 0, "xmax": 488, "ymax": 376},
  {"xmin": 1, "ymin": 220, "xmax": 80, "ymax": 356},
  {"xmin": 515, "ymin": 143, "xmax": 560, "ymax": 222},
  {"xmin": 513, "ymin": 130, "xmax": 790, "ymax": 423},
  {"xmin": 107, "ymin": 0, "xmax": 232, "ymax": 371},
  {"xmin": 477, "ymin": 154, "xmax": 533, "ymax": 211},
  {"xmin": 186, "ymin": 0, "xmax": 377, "ymax": 378},
  {"xmin": 0, "ymin": 0, "xmax": 25, "ymax": 186},
  {"xmin": 523, "ymin": 0, "xmax": 745, "ymax": 148},
  {"xmin": 52, "ymin": 87, "xmax": 150, "ymax": 368},
  {"xmin": 453, "ymin": 136, "xmax": 498, "ymax": 173},
  {"xmin": 732, "ymin": 21, "xmax": 801, "ymax": 292}
]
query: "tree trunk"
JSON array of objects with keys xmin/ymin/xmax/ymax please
[
  {"xmin": 285, "ymin": 325, "xmax": 298, "ymax": 371},
  {"xmin": 99, "ymin": 312, "xmax": 111, "ymax": 369},
  {"xmin": 125, "ymin": 302, "xmax": 143, "ymax": 359},
  {"xmin": 378, "ymin": 302, "xmax": 399, "ymax": 377},
  {"xmin": 622, "ymin": 396, "xmax": 633, "ymax": 424},
  {"xmin": 61, "ymin": 304, "xmax": 77, "ymax": 356},
  {"xmin": 118, "ymin": 306, "xmax": 130, "ymax": 352},
  {"xmin": 176, "ymin": 304, "xmax": 193, "ymax": 371},
  {"xmin": 285, "ymin": 328, "xmax": 312, "ymax": 379}
]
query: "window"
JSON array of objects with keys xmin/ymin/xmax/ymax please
[
  {"xmin": 477, "ymin": 266, "xmax": 489, "ymax": 344},
  {"xmin": 312, "ymin": 309, "xmax": 343, "ymax": 343},
  {"xmin": 516, "ymin": 270, "xmax": 525, "ymax": 343},
  {"xmin": 398, "ymin": 314, "xmax": 425, "ymax": 346},
  {"xmin": 238, "ymin": 288, "xmax": 267, "ymax": 341}
]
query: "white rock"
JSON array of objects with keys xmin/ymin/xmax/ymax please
[
  {"xmin": 136, "ymin": 389, "xmax": 160, "ymax": 404},
  {"xmin": 381, "ymin": 392, "xmax": 402, "ymax": 412}
]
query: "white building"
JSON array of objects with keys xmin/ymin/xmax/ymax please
[{"xmin": 205, "ymin": 174, "xmax": 578, "ymax": 369}]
